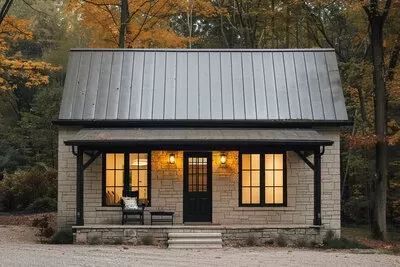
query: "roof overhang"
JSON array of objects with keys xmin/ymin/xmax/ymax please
[
  {"xmin": 64, "ymin": 128, "xmax": 334, "ymax": 149},
  {"xmin": 54, "ymin": 119, "xmax": 353, "ymax": 128}
]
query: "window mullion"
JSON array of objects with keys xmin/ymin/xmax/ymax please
[
  {"xmin": 260, "ymin": 153, "xmax": 265, "ymax": 206},
  {"xmin": 123, "ymin": 152, "xmax": 129, "ymax": 196}
]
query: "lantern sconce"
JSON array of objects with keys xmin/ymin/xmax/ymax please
[
  {"xmin": 168, "ymin": 154, "xmax": 176, "ymax": 164},
  {"xmin": 220, "ymin": 153, "xmax": 227, "ymax": 165}
]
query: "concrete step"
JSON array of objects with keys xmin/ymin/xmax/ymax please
[
  {"xmin": 168, "ymin": 238, "xmax": 222, "ymax": 244},
  {"xmin": 168, "ymin": 244, "xmax": 223, "ymax": 249},
  {"xmin": 167, "ymin": 231, "xmax": 223, "ymax": 249},
  {"xmin": 168, "ymin": 232, "xmax": 222, "ymax": 238}
]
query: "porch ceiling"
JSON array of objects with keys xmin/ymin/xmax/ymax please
[{"xmin": 64, "ymin": 128, "xmax": 333, "ymax": 148}]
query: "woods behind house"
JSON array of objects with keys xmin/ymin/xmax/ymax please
[{"xmin": 0, "ymin": 0, "xmax": 399, "ymax": 240}]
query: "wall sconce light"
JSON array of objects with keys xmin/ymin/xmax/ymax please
[
  {"xmin": 169, "ymin": 154, "xmax": 176, "ymax": 164},
  {"xmin": 220, "ymin": 154, "xmax": 227, "ymax": 165}
]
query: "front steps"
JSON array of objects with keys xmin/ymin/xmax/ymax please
[{"xmin": 167, "ymin": 232, "xmax": 223, "ymax": 249}]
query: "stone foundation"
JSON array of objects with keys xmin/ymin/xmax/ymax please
[{"xmin": 73, "ymin": 225, "xmax": 326, "ymax": 246}]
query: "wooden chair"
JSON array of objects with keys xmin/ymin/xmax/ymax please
[{"xmin": 121, "ymin": 191, "xmax": 145, "ymax": 225}]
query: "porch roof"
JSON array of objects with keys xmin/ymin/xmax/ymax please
[{"xmin": 64, "ymin": 128, "xmax": 333, "ymax": 147}]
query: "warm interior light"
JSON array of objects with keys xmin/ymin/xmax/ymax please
[
  {"xmin": 220, "ymin": 154, "xmax": 227, "ymax": 165},
  {"xmin": 169, "ymin": 154, "xmax": 176, "ymax": 164}
]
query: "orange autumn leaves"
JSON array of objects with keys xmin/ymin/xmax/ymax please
[
  {"xmin": 67, "ymin": 0, "xmax": 221, "ymax": 48},
  {"xmin": 0, "ymin": 16, "xmax": 60, "ymax": 91}
]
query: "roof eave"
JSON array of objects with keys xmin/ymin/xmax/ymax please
[{"xmin": 53, "ymin": 119, "xmax": 353, "ymax": 128}]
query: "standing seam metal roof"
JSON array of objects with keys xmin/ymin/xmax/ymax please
[{"xmin": 58, "ymin": 48, "xmax": 348, "ymax": 122}]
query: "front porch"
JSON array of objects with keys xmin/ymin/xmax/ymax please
[{"xmin": 73, "ymin": 224, "xmax": 324, "ymax": 246}]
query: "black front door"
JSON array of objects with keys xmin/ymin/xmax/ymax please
[{"xmin": 183, "ymin": 152, "xmax": 212, "ymax": 223}]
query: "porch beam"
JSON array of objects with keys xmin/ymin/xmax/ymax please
[
  {"xmin": 76, "ymin": 147, "xmax": 84, "ymax": 226},
  {"xmin": 295, "ymin": 151, "xmax": 314, "ymax": 170},
  {"xmin": 313, "ymin": 149, "xmax": 322, "ymax": 226},
  {"xmin": 83, "ymin": 150, "xmax": 101, "ymax": 170}
]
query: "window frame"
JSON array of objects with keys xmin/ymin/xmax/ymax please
[
  {"xmin": 102, "ymin": 151, "xmax": 151, "ymax": 207},
  {"xmin": 239, "ymin": 151, "xmax": 287, "ymax": 207}
]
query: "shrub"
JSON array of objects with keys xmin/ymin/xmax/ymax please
[
  {"xmin": 323, "ymin": 230, "xmax": 369, "ymax": 249},
  {"xmin": 32, "ymin": 215, "xmax": 55, "ymax": 240},
  {"xmin": 245, "ymin": 235, "xmax": 258, "ymax": 246},
  {"xmin": 274, "ymin": 234, "xmax": 287, "ymax": 247},
  {"xmin": 88, "ymin": 236, "xmax": 101, "ymax": 245},
  {"xmin": 51, "ymin": 229, "xmax": 73, "ymax": 244},
  {"xmin": 323, "ymin": 237, "xmax": 369, "ymax": 249},
  {"xmin": 140, "ymin": 235, "xmax": 154, "ymax": 245},
  {"xmin": 294, "ymin": 237, "xmax": 309, "ymax": 248},
  {"xmin": 0, "ymin": 166, "xmax": 57, "ymax": 211},
  {"xmin": 25, "ymin": 197, "xmax": 57, "ymax": 213}
]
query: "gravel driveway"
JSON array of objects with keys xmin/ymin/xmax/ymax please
[{"xmin": 1, "ymin": 225, "xmax": 399, "ymax": 267}]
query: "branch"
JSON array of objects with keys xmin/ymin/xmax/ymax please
[
  {"xmin": 0, "ymin": 0, "xmax": 13, "ymax": 26},
  {"xmin": 21, "ymin": 0, "xmax": 51, "ymax": 17},
  {"xmin": 385, "ymin": 34, "xmax": 400, "ymax": 82},
  {"xmin": 382, "ymin": 0, "xmax": 393, "ymax": 22}
]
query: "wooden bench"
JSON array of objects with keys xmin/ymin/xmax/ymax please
[{"xmin": 150, "ymin": 211, "xmax": 174, "ymax": 225}]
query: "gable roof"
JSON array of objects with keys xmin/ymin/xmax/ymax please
[{"xmin": 58, "ymin": 48, "xmax": 348, "ymax": 125}]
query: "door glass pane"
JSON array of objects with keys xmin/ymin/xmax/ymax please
[
  {"xmin": 138, "ymin": 153, "xmax": 148, "ymax": 169},
  {"xmin": 187, "ymin": 156, "xmax": 208, "ymax": 192}
]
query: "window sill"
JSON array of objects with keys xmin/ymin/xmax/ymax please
[{"xmin": 234, "ymin": 206, "xmax": 296, "ymax": 211}]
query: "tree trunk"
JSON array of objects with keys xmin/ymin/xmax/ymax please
[
  {"xmin": 370, "ymin": 14, "xmax": 387, "ymax": 241},
  {"xmin": 118, "ymin": 0, "xmax": 129, "ymax": 48}
]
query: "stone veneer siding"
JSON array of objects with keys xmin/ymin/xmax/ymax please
[{"xmin": 58, "ymin": 127, "xmax": 341, "ymax": 237}]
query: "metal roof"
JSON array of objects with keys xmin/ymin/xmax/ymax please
[
  {"xmin": 59, "ymin": 48, "xmax": 348, "ymax": 122},
  {"xmin": 64, "ymin": 128, "xmax": 333, "ymax": 146}
]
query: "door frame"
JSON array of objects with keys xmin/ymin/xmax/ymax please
[{"xmin": 183, "ymin": 151, "xmax": 212, "ymax": 223}]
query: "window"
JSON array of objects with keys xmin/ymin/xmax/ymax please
[
  {"xmin": 129, "ymin": 153, "xmax": 149, "ymax": 201},
  {"xmin": 105, "ymin": 153, "xmax": 124, "ymax": 206},
  {"xmin": 103, "ymin": 152, "xmax": 150, "ymax": 206},
  {"xmin": 240, "ymin": 153, "xmax": 286, "ymax": 206}
]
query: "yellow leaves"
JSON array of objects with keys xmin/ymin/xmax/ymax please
[
  {"xmin": 0, "ymin": 15, "xmax": 62, "ymax": 92},
  {"xmin": 68, "ymin": 0, "xmax": 219, "ymax": 48}
]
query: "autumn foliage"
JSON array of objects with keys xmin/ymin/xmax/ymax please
[{"xmin": 0, "ymin": 15, "xmax": 60, "ymax": 91}]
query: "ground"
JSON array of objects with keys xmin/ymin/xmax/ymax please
[{"xmin": 0, "ymin": 213, "xmax": 400, "ymax": 266}]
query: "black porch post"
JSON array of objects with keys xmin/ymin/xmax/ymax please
[
  {"xmin": 76, "ymin": 147, "xmax": 84, "ymax": 226},
  {"xmin": 313, "ymin": 149, "xmax": 322, "ymax": 225}
]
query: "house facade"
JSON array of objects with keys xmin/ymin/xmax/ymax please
[{"xmin": 55, "ymin": 48, "xmax": 349, "ymax": 245}]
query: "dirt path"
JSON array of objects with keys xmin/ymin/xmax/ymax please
[{"xmin": 0, "ymin": 225, "xmax": 399, "ymax": 267}]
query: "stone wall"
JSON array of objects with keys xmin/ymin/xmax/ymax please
[
  {"xmin": 58, "ymin": 128, "xmax": 340, "ymax": 237},
  {"xmin": 73, "ymin": 225, "xmax": 324, "ymax": 246}
]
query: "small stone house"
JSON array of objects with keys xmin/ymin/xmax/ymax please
[{"xmin": 55, "ymin": 48, "xmax": 349, "ymax": 246}]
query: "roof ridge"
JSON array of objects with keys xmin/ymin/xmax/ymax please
[{"xmin": 70, "ymin": 48, "xmax": 335, "ymax": 53}]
